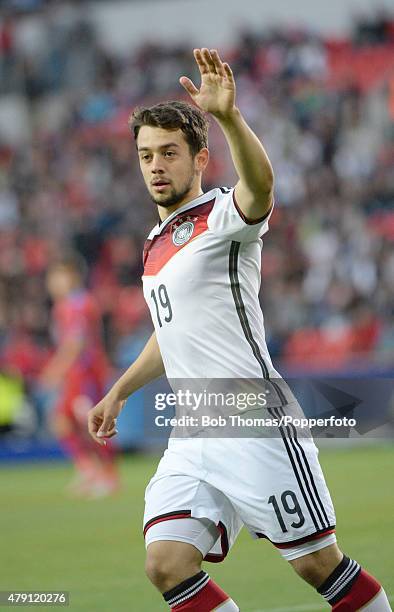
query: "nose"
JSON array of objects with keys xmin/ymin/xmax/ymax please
[{"xmin": 151, "ymin": 154, "xmax": 165, "ymax": 173}]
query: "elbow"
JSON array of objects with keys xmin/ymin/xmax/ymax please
[
  {"xmin": 260, "ymin": 177, "xmax": 274, "ymax": 201},
  {"xmin": 265, "ymin": 163, "xmax": 274, "ymax": 191},
  {"xmin": 255, "ymin": 162, "xmax": 274, "ymax": 195}
]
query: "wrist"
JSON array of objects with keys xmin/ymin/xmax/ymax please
[
  {"xmin": 212, "ymin": 106, "xmax": 241, "ymax": 126},
  {"xmin": 109, "ymin": 383, "xmax": 128, "ymax": 403}
]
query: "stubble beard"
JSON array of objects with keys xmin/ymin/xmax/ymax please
[{"xmin": 149, "ymin": 170, "xmax": 196, "ymax": 208}]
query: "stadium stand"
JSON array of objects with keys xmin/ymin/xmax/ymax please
[{"xmin": 0, "ymin": 5, "xmax": 393, "ymax": 443}]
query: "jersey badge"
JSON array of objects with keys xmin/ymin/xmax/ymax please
[{"xmin": 172, "ymin": 216, "xmax": 197, "ymax": 246}]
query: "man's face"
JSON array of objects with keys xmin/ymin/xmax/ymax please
[
  {"xmin": 46, "ymin": 267, "xmax": 76, "ymax": 300},
  {"xmin": 137, "ymin": 126, "xmax": 206, "ymax": 208}
]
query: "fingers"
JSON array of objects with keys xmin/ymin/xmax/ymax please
[
  {"xmin": 179, "ymin": 76, "xmax": 199, "ymax": 97},
  {"xmin": 97, "ymin": 414, "xmax": 117, "ymax": 437},
  {"xmin": 223, "ymin": 61, "xmax": 235, "ymax": 83},
  {"xmin": 194, "ymin": 48, "xmax": 216, "ymax": 74},
  {"xmin": 97, "ymin": 426, "xmax": 118, "ymax": 445},
  {"xmin": 201, "ymin": 48, "xmax": 216, "ymax": 72},
  {"xmin": 88, "ymin": 413, "xmax": 103, "ymax": 441},
  {"xmin": 104, "ymin": 427, "xmax": 118, "ymax": 439},
  {"xmin": 193, "ymin": 48, "xmax": 232, "ymax": 80},
  {"xmin": 194, "ymin": 48, "xmax": 209, "ymax": 75},
  {"xmin": 210, "ymin": 49, "xmax": 225, "ymax": 77},
  {"xmin": 88, "ymin": 411, "xmax": 117, "ymax": 446}
]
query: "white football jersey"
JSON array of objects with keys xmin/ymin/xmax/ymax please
[{"xmin": 142, "ymin": 187, "xmax": 279, "ymax": 379}]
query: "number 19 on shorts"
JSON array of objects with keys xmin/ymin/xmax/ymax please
[{"xmin": 268, "ymin": 490, "xmax": 305, "ymax": 533}]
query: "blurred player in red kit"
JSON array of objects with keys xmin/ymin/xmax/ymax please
[{"xmin": 41, "ymin": 255, "xmax": 119, "ymax": 498}]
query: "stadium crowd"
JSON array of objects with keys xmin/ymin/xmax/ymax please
[{"xmin": 0, "ymin": 1, "xmax": 393, "ymax": 411}]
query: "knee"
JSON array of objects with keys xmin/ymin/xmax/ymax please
[
  {"xmin": 145, "ymin": 555, "xmax": 174, "ymax": 593},
  {"xmin": 145, "ymin": 542, "xmax": 202, "ymax": 593},
  {"xmin": 290, "ymin": 543, "xmax": 343, "ymax": 588}
]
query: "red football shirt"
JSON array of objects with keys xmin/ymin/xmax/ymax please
[{"xmin": 52, "ymin": 289, "xmax": 109, "ymax": 389}]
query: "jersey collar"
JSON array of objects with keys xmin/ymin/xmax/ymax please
[{"xmin": 151, "ymin": 189, "xmax": 216, "ymax": 237}]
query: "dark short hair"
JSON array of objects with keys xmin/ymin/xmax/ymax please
[
  {"xmin": 49, "ymin": 252, "xmax": 88, "ymax": 281},
  {"xmin": 129, "ymin": 101, "xmax": 209, "ymax": 156}
]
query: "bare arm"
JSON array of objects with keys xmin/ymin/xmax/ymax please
[
  {"xmin": 40, "ymin": 338, "xmax": 84, "ymax": 388},
  {"xmin": 214, "ymin": 108, "xmax": 274, "ymax": 220},
  {"xmin": 180, "ymin": 48, "xmax": 274, "ymax": 221},
  {"xmin": 88, "ymin": 331, "xmax": 164, "ymax": 445},
  {"xmin": 111, "ymin": 331, "xmax": 164, "ymax": 401}
]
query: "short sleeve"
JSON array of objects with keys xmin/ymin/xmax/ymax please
[{"xmin": 207, "ymin": 187, "xmax": 274, "ymax": 242}]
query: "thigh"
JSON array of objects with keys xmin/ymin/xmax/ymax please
[
  {"xmin": 204, "ymin": 435, "xmax": 336, "ymax": 551},
  {"xmin": 143, "ymin": 449, "xmax": 244, "ymax": 564},
  {"xmin": 145, "ymin": 517, "xmax": 219, "ymax": 561}
]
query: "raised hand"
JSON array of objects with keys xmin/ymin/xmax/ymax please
[{"xmin": 180, "ymin": 48, "xmax": 236, "ymax": 119}]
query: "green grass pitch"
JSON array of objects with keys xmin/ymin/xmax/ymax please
[{"xmin": 0, "ymin": 445, "xmax": 393, "ymax": 611}]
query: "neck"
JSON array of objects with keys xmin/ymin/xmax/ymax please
[{"xmin": 157, "ymin": 186, "xmax": 204, "ymax": 221}]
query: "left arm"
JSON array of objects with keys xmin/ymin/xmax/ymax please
[
  {"xmin": 180, "ymin": 48, "xmax": 274, "ymax": 221},
  {"xmin": 39, "ymin": 338, "xmax": 84, "ymax": 388}
]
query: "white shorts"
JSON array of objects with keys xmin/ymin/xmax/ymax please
[
  {"xmin": 145, "ymin": 517, "xmax": 337, "ymax": 562},
  {"xmin": 143, "ymin": 436, "xmax": 336, "ymax": 563}
]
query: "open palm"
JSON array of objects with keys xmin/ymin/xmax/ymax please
[{"xmin": 180, "ymin": 48, "xmax": 236, "ymax": 118}]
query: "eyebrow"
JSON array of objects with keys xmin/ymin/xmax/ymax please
[{"xmin": 137, "ymin": 143, "xmax": 180, "ymax": 152}]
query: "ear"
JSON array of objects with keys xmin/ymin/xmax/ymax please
[{"xmin": 195, "ymin": 147, "xmax": 209, "ymax": 173}]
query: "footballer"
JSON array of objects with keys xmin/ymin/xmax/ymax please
[
  {"xmin": 41, "ymin": 256, "xmax": 119, "ymax": 498},
  {"xmin": 88, "ymin": 49, "xmax": 391, "ymax": 610}
]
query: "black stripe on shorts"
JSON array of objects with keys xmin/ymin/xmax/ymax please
[{"xmin": 269, "ymin": 406, "xmax": 329, "ymax": 531}]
